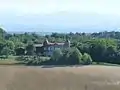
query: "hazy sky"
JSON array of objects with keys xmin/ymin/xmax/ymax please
[
  {"xmin": 0, "ymin": 0, "xmax": 120, "ymax": 32},
  {"xmin": 0, "ymin": 0, "xmax": 120, "ymax": 15}
]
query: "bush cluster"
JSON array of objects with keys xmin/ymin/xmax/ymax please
[{"xmin": 16, "ymin": 48, "xmax": 92, "ymax": 65}]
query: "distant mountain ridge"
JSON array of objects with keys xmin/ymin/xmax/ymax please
[
  {"xmin": 7, "ymin": 31, "xmax": 52, "ymax": 36},
  {"xmin": 1, "ymin": 12, "xmax": 120, "ymax": 32}
]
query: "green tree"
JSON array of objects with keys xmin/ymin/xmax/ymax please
[
  {"xmin": 0, "ymin": 41, "xmax": 5, "ymax": 54},
  {"xmin": 51, "ymin": 48, "xmax": 63, "ymax": 62},
  {"xmin": 1, "ymin": 46, "xmax": 10, "ymax": 58},
  {"xmin": 0, "ymin": 27, "xmax": 6, "ymax": 38},
  {"xmin": 68, "ymin": 48, "xmax": 83, "ymax": 65},
  {"xmin": 5, "ymin": 40, "xmax": 15, "ymax": 50},
  {"xmin": 26, "ymin": 42, "xmax": 35, "ymax": 55},
  {"xmin": 54, "ymin": 48, "xmax": 72, "ymax": 65},
  {"xmin": 88, "ymin": 38, "xmax": 118, "ymax": 63},
  {"xmin": 15, "ymin": 42, "xmax": 24, "ymax": 49},
  {"xmin": 89, "ymin": 39, "xmax": 107, "ymax": 62},
  {"xmin": 82, "ymin": 53, "xmax": 92, "ymax": 65},
  {"xmin": 5, "ymin": 40, "xmax": 15, "ymax": 55}
]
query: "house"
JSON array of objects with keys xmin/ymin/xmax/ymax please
[{"xmin": 34, "ymin": 39, "xmax": 70, "ymax": 56}]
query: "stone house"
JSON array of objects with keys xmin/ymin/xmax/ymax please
[{"xmin": 34, "ymin": 39, "xmax": 70, "ymax": 56}]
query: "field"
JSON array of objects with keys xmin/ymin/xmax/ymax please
[
  {"xmin": 0, "ymin": 56, "xmax": 22, "ymax": 65},
  {"xmin": 0, "ymin": 65, "xmax": 119, "ymax": 90}
]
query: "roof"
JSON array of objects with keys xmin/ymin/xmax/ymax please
[
  {"xmin": 34, "ymin": 42, "xmax": 65, "ymax": 47},
  {"xmin": 49, "ymin": 43, "xmax": 64, "ymax": 45},
  {"xmin": 48, "ymin": 43, "xmax": 64, "ymax": 46},
  {"xmin": 34, "ymin": 44, "xmax": 43, "ymax": 47}
]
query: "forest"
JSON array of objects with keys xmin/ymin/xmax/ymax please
[{"xmin": 0, "ymin": 27, "xmax": 120, "ymax": 65}]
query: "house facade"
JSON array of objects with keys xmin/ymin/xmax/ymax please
[{"xmin": 34, "ymin": 39, "xmax": 70, "ymax": 56}]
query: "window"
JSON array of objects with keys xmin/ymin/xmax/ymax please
[
  {"xmin": 50, "ymin": 46, "xmax": 54, "ymax": 50},
  {"xmin": 48, "ymin": 47, "xmax": 51, "ymax": 51},
  {"xmin": 44, "ymin": 47, "xmax": 46, "ymax": 50}
]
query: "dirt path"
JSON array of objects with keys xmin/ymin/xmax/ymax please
[{"xmin": 0, "ymin": 65, "xmax": 120, "ymax": 90}]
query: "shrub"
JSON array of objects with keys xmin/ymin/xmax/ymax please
[
  {"xmin": 51, "ymin": 48, "xmax": 63, "ymax": 62},
  {"xmin": 15, "ymin": 55, "xmax": 50, "ymax": 65},
  {"xmin": 68, "ymin": 48, "xmax": 83, "ymax": 65},
  {"xmin": 82, "ymin": 53, "xmax": 92, "ymax": 65}
]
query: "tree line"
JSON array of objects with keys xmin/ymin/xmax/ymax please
[{"xmin": 0, "ymin": 27, "xmax": 120, "ymax": 65}]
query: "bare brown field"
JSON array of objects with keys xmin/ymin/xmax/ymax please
[{"xmin": 0, "ymin": 65, "xmax": 120, "ymax": 90}]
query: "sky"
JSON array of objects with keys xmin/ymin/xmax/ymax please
[
  {"xmin": 0, "ymin": 0, "xmax": 120, "ymax": 32},
  {"xmin": 0, "ymin": 0, "xmax": 120, "ymax": 15}
]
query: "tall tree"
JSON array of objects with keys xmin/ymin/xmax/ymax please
[
  {"xmin": 51, "ymin": 48, "xmax": 63, "ymax": 61},
  {"xmin": 26, "ymin": 41, "xmax": 35, "ymax": 55},
  {"xmin": 1, "ymin": 46, "xmax": 10, "ymax": 58},
  {"xmin": 0, "ymin": 27, "xmax": 6, "ymax": 38},
  {"xmin": 68, "ymin": 48, "xmax": 83, "ymax": 65}
]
